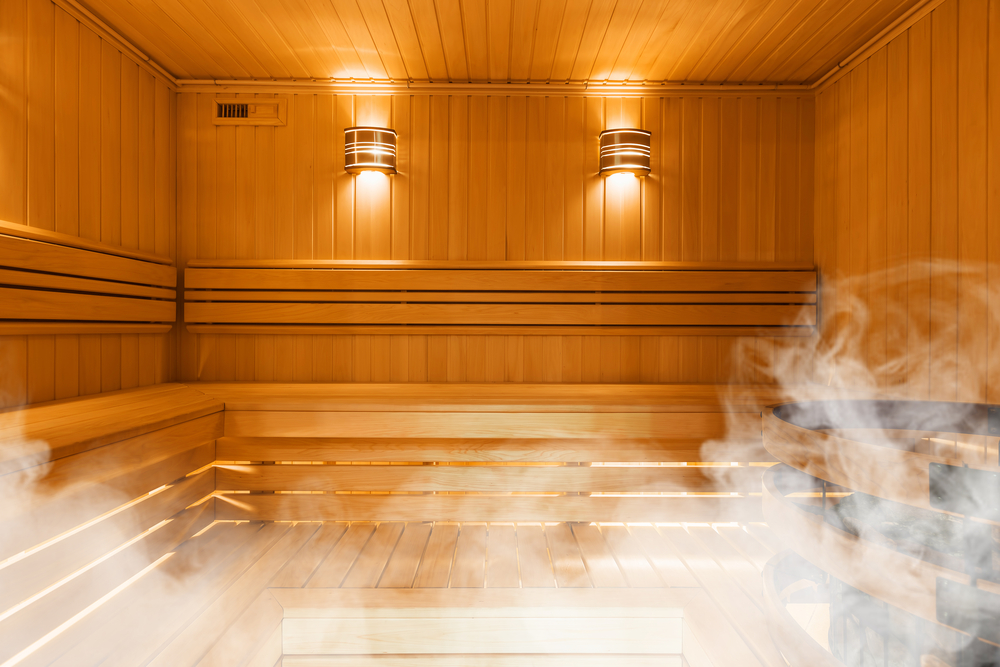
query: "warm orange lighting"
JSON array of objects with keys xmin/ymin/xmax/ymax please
[
  {"xmin": 345, "ymin": 126, "xmax": 396, "ymax": 174},
  {"xmin": 600, "ymin": 128, "xmax": 651, "ymax": 176}
]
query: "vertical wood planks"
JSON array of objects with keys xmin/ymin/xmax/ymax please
[
  {"xmin": 176, "ymin": 90, "xmax": 813, "ymax": 385},
  {"xmin": 813, "ymin": 0, "xmax": 995, "ymax": 401},
  {"xmin": 1, "ymin": 5, "xmax": 176, "ymax": 406}
]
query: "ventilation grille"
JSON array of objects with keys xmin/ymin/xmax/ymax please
[
  {"xmin": 213, "ymin": 98, "xmax": 287, "ymax": 126},
  {"xmin": 217, "ymin": 103, "xmax": 249, "ymax": 119}
]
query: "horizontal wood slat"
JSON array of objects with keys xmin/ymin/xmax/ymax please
[
  {"xmin": 0, "ymin": 230, "xmax": 177, "ymax": 335},
  {"xmin": 185, "ymin": 263, "xmax": 815, "ymax": 335},
  {"xmin": 0, "ymin": 235, "xmax": 175, "ymax": 286},
  {"xmin": 215, "ymin": 493, "xmax": 763, "ymax": 523},
  {"xmin": 0, "ymin": 220, "xmax": 173, "ymax": 265},
  {"xmin": 185, "ymin": 324, "xmax": 815, "ymax": 337},
  {"xmin": 185, "ymin": 267, "xmax": 816, "ymax": 292},
  {"xmin": 192, "ymin": 383, "xmax": 834, "ymax": 413},
  {"xmin": 187, "ymin": 302, "xmax": 814, "ymax": 327},
  {"xmin": 0, "ymin": 287, "xmax": 175, "ymax": 322},
  {"xmin": 216, "ymin": 464, "xmax": 765, "ymax": 493},
  {"xmin": 223, "ymin": 411, "xmax": 754, "ymax": 440},
  {"xmin": 217, "ymin": 437, "xmax": 776, "ymax": 464},
  {"xmin": 185, "ymin": 290, "xmax": 818, "ymax": 305}
]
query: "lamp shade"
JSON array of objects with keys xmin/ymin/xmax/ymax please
[
  {"xmin": 599, "ymin": 128, "xmax": 651, "ymax": 176},
  {"xmin": 345, "ymin": 126, "xmax": 397, "ymax": 174}
]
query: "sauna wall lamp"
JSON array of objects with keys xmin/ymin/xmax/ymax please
[
  {"xmin": 599, "ymin": 129, "xmax": 651, "ymax": 176},
  {"xmin": 345, "ymin": 126, "xmax": 397, "ymax": 174}
]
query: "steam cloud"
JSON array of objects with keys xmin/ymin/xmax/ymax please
[{"xmin": 700, "ymin": 260, "xmax": 1000, "ymax": 666}]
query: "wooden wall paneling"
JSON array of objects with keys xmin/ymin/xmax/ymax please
[
  {"xmin": 506, "ymin": 96, "xmax": 526, "ymax": 260},
  {"xmin": 525, "ymin": 96, "xmax": 545, "ymax": 260},
  {"xmin": 197, "ymin": 93, "xmax": 217, "ymax": 261},
  {"xmin": 54, "ymin": 334, "xmax": 79, "ymax": 399},
  {"xmin": 255, "ymin": 94, "xmax": 276, "ymax": 260},
  {"xmin": 564, "ymin": 96, "xmax": 584, "ymax": 260},
  {"xmin": 27, "ymin": 0, "xmax": 54, "ymax": 232},
  {"xmin": 956, "ymin": 0, "xmax": 989, "ymax": 403},
  {"xmin": 178, "ymin": 93, "xmax": 198, "ymax": 382},
  {"xmin": 757, "ymin": 97, "xmax": 777, "ymax": 261},
  {"xmin": 410, "ymin": 94, "xmax": 430, "ymax": 259},
  {"xmin": 234, "ymin": 93, "xmax": 256, "ymax": 260},
  {"xmin": 885, "ymin": 34, "xmax": 908, "ymax": 392},
  {"xmin": 486, "ymin": 96, "xmax": 507, "ymax": 260},
  {"xmin": 78, "ymin": 26, "xmax": 101, "ymax": 243},
  {"xmin": 216, "ymin": 94, "xmax": 237, "ymax": 260},
  {"xmin": 0, "ymin": 0, "xmax": 26, "ymax": 226},
  {"xmin": 314, "ymin": 94, "xmax": 334, "ymax": 259},
  {"xmin": 680, "ymin": 97, "xmax": 700, "ymax": 261},
  {"xmin": 700, "ymin": 97, "xmax": 719, "ymax": 263},
  {"xmin": 737, "ymin": 97, "xmax": 757, "ymax": 262},
  {"xmin": 120, "ymin": 58, "xmax": 139, "ymax": 250},
  {"xmin": 584, "ymin": 96, "xmax": 603, "ymax": 260},
  {"xmin": 392, "ymin": 94, "xmax": 410, "ymax": 259},
  {"xmin": 449, "ymin": 94, "xmax": 469, "ymax": 259},
  {"xmin": 603, "ymin": 98, "xmax": 622, "ymax": 260},
  {"xmin": 868, "ymin": 49, "xmax": 888, "ymax": 394},
  {"xmin": 354, "ymin": 334, "xmax": 371, "ymax": 382},
  {"xmin": 101, "ymin": 41, "xmax": 121, "ymax": 246},
  {"xmin": 54, "ymin": 7, "xmax": 79, "ymax": 238},
  {"xmin": 849, "ymin": 62, "xmax": 870, "ymax": 383},
  {"xmin": 718, "ymin": 97, "xmax": 738, "ymax": 262},
  {"xmin": 662, "ymin": 97, "xmax": 681, "ymax": 261},
  {"xmin": 138, "ymin": 70, "xmax": 155, "ymax": 254},
  {"xmin": 929, "ymin": 1, "xmax": 958, "ymax": 401},
  {"xmin": 294, "ymin": 94, "xmax": 315, "ymax": 259},
  {"xmin": 429, "ymin": 95, "xmax": 449, "ymax": 260},
  {"xmin": 545, "ymin": 95, "xmax": 565, "ymax": 260},
  {"xmin": 989, "ymin": 0, "xmax": 1000, "ymax": 404},
  {"xmin": 177, "ymin": 91, "xmax": 816, "ymax": 383},
  {"xmin": 275, "ymin": 94, "xmax": 296, "ymax": 259},
  {"xmin": 906, "ymin": 16, "xmax": 933, "ymax": 398},
  {"xmin": 373, "ymin": 335, "xmax": 393, "ymax": 382}
]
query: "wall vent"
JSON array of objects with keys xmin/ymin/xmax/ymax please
[
  {"xmin": 213, "ymin": 98, "xmax": 287, "ymax": 126},
  {"xmin": 218, "ymin": 103, "xmax": 248, "ymax": 118}
]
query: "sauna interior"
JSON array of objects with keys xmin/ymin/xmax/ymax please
[{"xmin": 2, "ymin": 0, "xmax": 1000, "ymax": 664}]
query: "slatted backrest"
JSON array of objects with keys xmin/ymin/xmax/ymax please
[
  {"xmin": 0, "ymin": 221, "xmax": 176, "ymax": 335},
  {"xmin": 184, "ymin": 260, "xmax": 817, "ymax": 336}
]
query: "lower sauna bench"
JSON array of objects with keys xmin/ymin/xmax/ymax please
[{"xmin": 0, "ymin": 383, "xmax": 800, "ymax": 667}]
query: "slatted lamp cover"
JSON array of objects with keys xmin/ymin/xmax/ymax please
[
  {"xmin": 345, "ymin": 126, "xmax": 397, "ymax": 174},
  {"xmin": 599, "ymin": 128, "xmax": 651, "ymax": 176}
]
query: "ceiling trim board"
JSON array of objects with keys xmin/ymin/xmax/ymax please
[
  {"xmin": 171, "ymin": 80, "xmax": 813, "ymax": 95},
  {"xmin": 811, "ymin": 0, "xmax": 944, "ymax": 91}
]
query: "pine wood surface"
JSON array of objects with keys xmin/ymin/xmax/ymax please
[
  {"xmin": 813, "ymin": 0, "xmax": 999, "ymax": 403},
  {"xmin": 0, "ymin": 0, "xmax": 177, "ymax": 409},
  {"xmin": 35, "ymin": 520, "xmax": 783, "ymax": 666},
  {"xmin": 70, "ymin": 0, "xmax": 920, "ymax": 85},
  {"xmin": 176, "ymin": 91, "xmax": 817, "ymax": 385},
  {"xmin": 0, "ymin": 384, "xmax": 223, "ymax": 475}
]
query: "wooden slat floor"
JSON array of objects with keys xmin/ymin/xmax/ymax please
[{"xmin": 44, "ymin": 519, "xmax": 788, "ymax": 667}]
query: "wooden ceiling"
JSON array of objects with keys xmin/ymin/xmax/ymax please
[{"xmin": 79, "ymin": 0, "xmax": 923, "ymax": 85}]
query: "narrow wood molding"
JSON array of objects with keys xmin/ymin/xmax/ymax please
[
  {"xmin": 173, "ymin": 80, "xmax": 813, "ymax": 95},
  {"xmin": 0, "ymin": 220, "xmax": 174, "ymax": 265},
  {"xmin": 186, "ymin": 259, "xmax": 815, "ymax": 270},
  {"xmin": 185, "ymin": 324, "xmax": 815, "ymax": 337},
  {"xmin": 811, "ymin": 0, "xmax": 947, "ymax": 92},
  {"xmin": 0, "ymin": 323, "xmax": 173, "ymax": 335}
]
